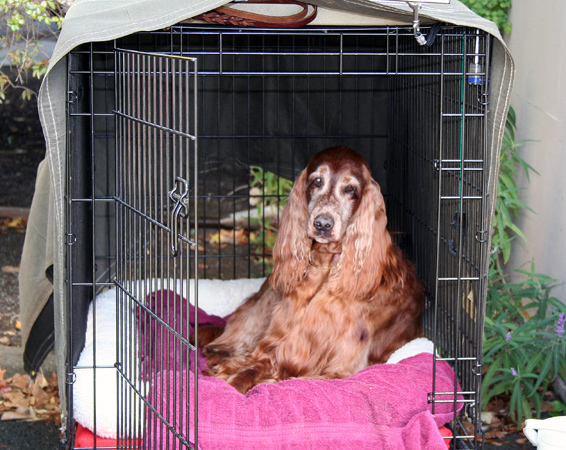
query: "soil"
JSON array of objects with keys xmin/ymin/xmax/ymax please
[
  {"xmin": 0, "ymin": 420, "xmax": 61, "ymax": 449},
  {"xmin": 481, "ymin": 395, "xmax": 547, "ymax": 450}
]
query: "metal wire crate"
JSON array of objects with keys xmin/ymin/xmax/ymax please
[{"xmin": 65, "ymin": 24, "xmax": 492, "ymax": 449}]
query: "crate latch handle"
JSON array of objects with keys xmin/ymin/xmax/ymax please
[{"xmin": 169, "ymin": 177, "xmax": 190, "ymax": 257}]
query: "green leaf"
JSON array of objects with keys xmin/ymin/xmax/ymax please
[{"xmin": 550, "ymin": 400, "xmax": 566, "ymax": 417}]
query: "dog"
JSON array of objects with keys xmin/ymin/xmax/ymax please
[{"xmin": 199, "ymin": 146, "xmax": 424, "ymax": 394}]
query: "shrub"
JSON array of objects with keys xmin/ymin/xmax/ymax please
[
  {"xmin": 460, "ymin": 0, "xmax": 513, "ymax": 34},
  {"xmin": 0, "ymin": 0, "xmax": 67, "ymax": 101}
]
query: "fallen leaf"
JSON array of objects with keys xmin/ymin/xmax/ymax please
[
  {"xmin": 208, "ymin": 228, "xmax": 248, "ymax": 246},
  {"xmin": 1, "ymin": 410, "xmax": 33, "ymax": 421},
  {"xmin": 14, "ymin": 406, "xmax": 31, "ymax": 415},
  {"xmin": 541, "ymin": 400, "xmax": 555, "ymax": 412},
  {"xmin": 490, "ymin": 415, "xmax": 502, "ymax": 428},
  {"xmin": 31, "ymin": 382, "xmax": 50, "ymax": 406},
  {"xmin": 208, "ymin": 229, "xmax": 230, "ymax": 247},
  {"xmin": 6, "ymin": 217, "xmax": 26, "ymax": 229},
  {"xmin": 14, "ymin": 320, "xmax": 21, "ymax": 331},
  {"xmin": 234, "ymin": 228, "xmax": 249, "ymax": 244},
  {"xmin": 9, "ymin": 374, "xmax": 30, "ymax": 391},
  {"xmin": 1, "ymin": 265, "xmax": 19, "ymax": 274},
  {"xmin": 0, "ymin": 366, "xmax": 62, "ymax": 424},
  {"xmin": 484, "ymin": 430, "xmax": 500, "ymax": 441},
  {"xmin": 46, "ymin": 373, "xmax": 58, "ymax": 390},
  {"xmin": 35, "ymin": 374, "xmax": 48, "ymax": 389},
  {"xmin": 481, "ymin": 411, "xmax": 494, "ymax": 424},
  {"xmin": 1, "ymin": 391, "xmax": 28, "ymax": 409}
]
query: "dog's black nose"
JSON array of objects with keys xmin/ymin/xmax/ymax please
[{"xmin": 314, "ymin": 215, "xmax": 334, "ymax": 232}]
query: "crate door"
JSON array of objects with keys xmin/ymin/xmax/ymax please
[{"xmin": 114, "ymin": 49, "xmax": 199, "ymax": 447}]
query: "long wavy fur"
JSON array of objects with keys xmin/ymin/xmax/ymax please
[{"xmin": 201, "ymin": 147, "xmax": 424, "ymax": 394}]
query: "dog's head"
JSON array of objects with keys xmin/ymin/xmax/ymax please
[
  {"xmin": 304, "ymin": 146, "xmax": 370, "ymax": 244},
  {"xmin": 270, "ymin": 146, "xmax": 393, "ymax": 296}
]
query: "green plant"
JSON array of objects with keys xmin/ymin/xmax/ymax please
[
  {"xmin": 460, "ymin": 0, "xmax": 513, "ymax": 34},
  {"xmin": 0, "ymin": 0, "xmax": 67, "ymax": 102},
  {"xmin": 491, "ymin": 107, "xmax": 537, "ymax": 270},
  {"xmin": 482, "ymin": 264, "xmax": 566, "ymax": 425},
  {"xmin": 549, "ymin": 400, "xmax": 566, "ymax": 417},
  {"xmin": 248, "ymin": 166, "xmax": 293, "ymax": 272}
]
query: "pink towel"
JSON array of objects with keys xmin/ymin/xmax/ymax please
[
  {"xmin": 139, "ymin": 290, "xmax": 463, "ymax": 449},
  {"xmin": 146, "ymin": 354, "xmax": 462, "ymax": 450}
]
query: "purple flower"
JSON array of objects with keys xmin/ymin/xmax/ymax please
[
  {"xmin": 556, "ymin": 313, "xmax": 565, "ymax": 339},
  {"xmin": 511, "ymin": 368, "xmax": 517, "ymax": 377},
  {"xmin": 505, "ymin": 332, "xmax": 512, "ymax": 342}
]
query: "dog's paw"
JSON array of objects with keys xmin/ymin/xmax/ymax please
[{"xmin": 227, "ymin": 368, "xmax": 261, "ymax": 394}]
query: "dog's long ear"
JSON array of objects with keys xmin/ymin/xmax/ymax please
[
  {"xmin": 270, "ymin": 169, "xmax": 311, "ymax": 294},
  {"xmin": 332, "ymin": 178, "xmax": 395, "ymax": 298}
]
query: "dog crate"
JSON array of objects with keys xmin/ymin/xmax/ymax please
[{"xmin": 64, "ymin": 22, "xmax": 493, "ymax": 449}]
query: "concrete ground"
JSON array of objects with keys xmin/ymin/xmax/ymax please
[{"xmin": 0, "ymin": 330, "xmax": 56, "ymax": 379}]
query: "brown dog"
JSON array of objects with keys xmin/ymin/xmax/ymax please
[{"xmin": 200, "ymin": 146, "xmax": 424, "ymax": 394}]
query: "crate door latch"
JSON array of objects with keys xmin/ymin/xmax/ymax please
[
  {"xmin": 404, "ymin": 1, "xmax": 450, "ymax": 46},
  {"xmin": 169, "ymin": 177, "xmax": 190, "ymax": 257}
]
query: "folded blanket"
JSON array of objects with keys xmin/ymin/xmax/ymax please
[
  {"xmin": 147, "ymin": 353, "xmax": 462, "ymax": 450},
  {"xmin": 137, "ymin": 290, "xmax": 227, "ymax": 378}
]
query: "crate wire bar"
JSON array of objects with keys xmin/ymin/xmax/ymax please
[{"xmin": 65, "ymin": 25, "xmax": 492, "ymax": 449}]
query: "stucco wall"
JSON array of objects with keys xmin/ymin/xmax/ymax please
[{"xmin": 505, "ymin": 1, "xmax": 566, "ymax": 301}]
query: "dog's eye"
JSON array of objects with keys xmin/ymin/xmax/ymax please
[
  {"xmin": 344, "ymin": 185, "xmax": 356, "ymax": 195},
  {"xmin": 312, "ymin": 177, "xmax": 322, "ymax": 188}
]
